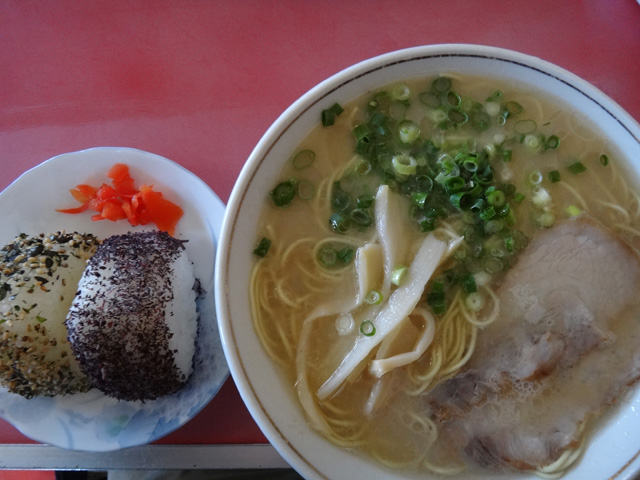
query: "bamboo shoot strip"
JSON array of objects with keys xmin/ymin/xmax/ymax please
[{"xmin": 317, "ymin": 234, "xmax": 447, "ymax": 400}]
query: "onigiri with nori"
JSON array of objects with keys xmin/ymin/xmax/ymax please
[
  {"xmin": 65, "ymin": 230, "xmax": 198, "ymax": 401},
  {"xmin": 0, "ymin": 232, "xmax": 99, "ymax": 398}
]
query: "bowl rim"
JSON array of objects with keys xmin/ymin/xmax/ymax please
[{"xmin": 216, "ymin": 43, "xmax": 640, "ymax": 479}]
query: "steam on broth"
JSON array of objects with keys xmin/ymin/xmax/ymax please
[{"xmin": 250, "ymin": 74, "xmax": 640, "ymax": 477}]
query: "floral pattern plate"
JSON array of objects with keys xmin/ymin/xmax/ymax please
[{"xmin": 0, "ymin": 147, "xmax": 228, "ymax": 451}]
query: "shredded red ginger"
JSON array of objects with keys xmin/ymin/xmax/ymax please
[{"xmin": 56, "ymin": 163, "xmax": 183, "ymax": 236}]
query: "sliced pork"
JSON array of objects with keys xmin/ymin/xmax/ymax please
[{"xmin": 425, "ymin": 216, "xmax": 640, "ymax": 472}]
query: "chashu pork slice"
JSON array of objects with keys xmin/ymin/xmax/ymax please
[{"xmin": 425, "ymin": 216, "xmax": 640, "ymax": 472}]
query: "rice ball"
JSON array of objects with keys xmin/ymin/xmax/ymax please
[
  {"xmin": 65, "ymin": 231, "xmax": 198, "ymax": 401},
  {"xmin": 0, "ymin": 232, "xmax": 99, "ymax": 398}
]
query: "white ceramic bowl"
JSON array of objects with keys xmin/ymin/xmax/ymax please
[{"xmin": 215, "ymin": 45, "xmax": 640, "ymax": 479}]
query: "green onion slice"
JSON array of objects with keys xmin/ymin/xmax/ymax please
[
  {"xmin": 392, "ymin": 83, "xmax": 411, "ymax": 101},
  {"xmin": 390, "ymin": 265, "xmax": 408, "ymax": 286},
  {"xmin": 397, "ymin": 121, "xmax": 421, "ymax": 144},
  {"xmin": 318, "ymin": 245, "xmax": 337, "ymax": 267},
  {"xmin": 567, "ymin": 161, "xmax": 587, "ymax": 174},
  {"xmin": 329, "ymin": 212, "xmax": 351, "ymax": 234},
  {"xmin": 514, "ymin": 119, "xmax": 537, "ymax": 134},
  {"xmin": 292, "ymin": 150, "xmax": 315, "ymax": 169},
  {"xmin": 360, "ymin": 320, "xmax": 376, "ymax": 336},
  {"xmin": 270, "ymin": 179, "xmax": 298, "ymax": 207},
  {"xmin": 392, "ymin": 154, "xmax": 418, "ymax": 176},
  {"xmin": 322, "ymin": 103, "xmax": 344, "ymax": 127},
  {"xmin": 465, "ymin": 292, "xmax": 485, "ymax": 312},
  {"xmin": 298, "ymin": 180, "xmax": 315, "ymax": 199},
  {"xmin": 253, "ymin": 237, "xmax": 271, "ymax": 258},
  {"xmin": 364, "ymin": 290, "xmax": 383, "ymax": 305}
]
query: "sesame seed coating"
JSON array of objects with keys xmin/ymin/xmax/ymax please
[{"xmin": 0, "ymin": 232, "xmax": 99, "ymax": 398}]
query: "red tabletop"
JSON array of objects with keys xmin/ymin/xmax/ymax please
[{"xmin": 1, "ymin": 0, "xmax": 640, "ymax": 450}]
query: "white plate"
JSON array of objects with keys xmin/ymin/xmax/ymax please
[{"xmin": 0, "ymin": 147, "xmax": 229, "ymax": 451}]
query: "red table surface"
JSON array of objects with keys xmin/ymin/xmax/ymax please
[{"xmin": 1, "ymin": 0, "xmax": 639, "ymax": 447}]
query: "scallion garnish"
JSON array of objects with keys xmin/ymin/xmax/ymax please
[
  {"xmin": 364, "ymin": 290, "xmax": 383, "ymax": 305},
  {"xmin": 322, "ymin": 103, "xmax": 344, "ymax": 127},
  {"xmin": 270, "ymin": 179, "xmax": 298, "ymax": 207},
  {"xmin": 329, "ymin": 212, "xmax": 351, "ymax": 234},
  {"xmin": 359, "ymin": 320, "xmax": 376, "ymax": 336},
  {"xmin": 461, "ymin": 274, "xmax": 477, "ymax": 294},
  {"xmin": 548, "ymin": 170, "xmax": 561, "ymax": 183},
  {"xmin": 292, "ymin": 150, "xmax": 315, "ymax": 169},
  {"xmin": 390, "ymin": 265, "xmax": 408, "ymax": 286},
  {"xmin": 567, "ymin": 161, "xmax": 587, "ymax": 174},
  {"xmin": 546, "ymin": 135, "xmax": 560, "ymax": 149},
  {"xmin": 253, "ymin": 237, "xmax": 271, "ymax": 258},
  {"xmin": 600, "ymin": 154, "xmax": 609, "ymax": 166},
  {"xmin": 465, "ymin": 292, "xmax": 485, "ymax": 312}
]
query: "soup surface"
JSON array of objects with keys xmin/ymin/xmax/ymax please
[{"xmin": 250, "ymin": 75, "xmax": 640, "ymax": 477}]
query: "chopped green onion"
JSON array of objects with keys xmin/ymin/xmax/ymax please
[
  {"xmin": 36, "ymin": 315, "xmax": 48, "ymax": 323},
  {"xmin": 253, "ymin": 237, "xmax": 271, "ymax": 258},
  {"xmin": 487, "ymin": 90, "xmax": 503, "ymax": 102},
  {"xmin": 506, "ymin": 101, "xmax": 523, "ymax": 116},
  {"xmin": 292, "ymin": 150, "xmax": 315, "ymax": 169},
  {"xmin": 356, "ymin": 193, "xmax": 374, "ymax": 208},
  {"xmin": 390, "ymin": 265, "xmax": 408, "ymax": 286},
  {"xmin": 329, "ymin": 212, "xmax": 351, "ymax": 233},
  {"xmin": 445, "ymin": 91, "xmax": 461, "ymax": 107},
  {"xmin": 392, "ymin": 83, "xmax": 411, "ymax": 101},
  {"xmin": 600, "ymin": 154, "xmax": 609, "ymax": 166},
  {"xmin": 322, "ymin": 103, "xmax": 344, "ymax": 127},
  {"xmin": 479, "ymin": 206, "xmax": 496, "ymax": 222},
  {"xmin": 537, "ymin": 212, "xmax": 556, "ymax": 228},
  {"xmin": 432, "ymin": 76, "xmax": 452, "ymax": 94},
  {"xmin": 565, "ymin": 205, "xmax": 582, "ymax": 217},
  {"xmin": 411, "ymin": 192, "xmax": 429, "ymax": 209},
  {"xmin": 465, "ymin": 292, "xmax": 485, "ymax": 312},
  {"xmin": 360, "ymin": 320, "xmax": 376, "ymax": 336},
  {"xmin": 502, "ymin": 149, "xmax": 513, "ymax": 163},
  {"xmin": 529, "ymin": 171, "xmax": 543, "ymax": 185},
  {"xmin": 567, "ymin": 161, "xmax": 587, "ymax": 174},
  {"xmin": 297, "ymin": 180, "xmax": 315, "ymax": 199},
  {"xmin": 392, "ymin": 154, "xmax": 418, "ymax": 176},
  {"xmin": 524, "ymin": 134, "xmax": 540, "ymax": 149},
  {"xmin": 331, "ymin": 183, "xmax": 351, "ymax": 211},
  {"xmin": 448, "ymin": 107, "xmax": 468, "ymax": 126},
  {"xmin": 352, "ymin": 123, "xmax": 372, "ymax": 142},
  {"xmin": 548, "ymin": 170, "xmax": 561, "ymax": 183},
  {"xmin": 461, "ymin": 274, "xmax": 477, "ymax": 293},
  {"xmin": 354, "ymin": 158, "xmax": 373, "ymax": 176},
  {"xmin": 397, "ymin": 121, "xmax": 421, "ymax": 144},
  {"xmin": 514, "ymin": 119, "xmax": 537, "ymax": 134},
  {"xmin": 483, "ymin": 256, "xmax": 504, "ymax": 274},
  {"xmin": 270, "ymin": 179, "xmax": 298, "ymax": 207},
  {"xmin": 486, "ymin": 190, "xmax": 506, "ymax": 207},
  {"xmin": 419, "ymin": 91, "xmax": 441, "ymax": 108},
  {"xmin": 318, "ymin": 245, "xmax": 337, "ymax": 267},
  {"xmin": 365, "ymin": 290, "xmax": 383, "ymax": 305},
  {"xmin": 546, "ymin": 135, "xmax": 560, "ymax": 149},
  {"xmin": 484, "ymin": 218, "xmax": 504, "ymax": 234},
  {"xmin": 532, "ymin": 187, "xmax": 552, "ymax": 208},
  {"xmin": 337, "ymin": 247, "xmax": 355, "ymax": 265},
  {"xmin": 514, "ymin": 192, "xmax": 526, "ymax": 203},
  {"xmin": 350, "ymin": 208, "xmax": 373, "ymax": 227}
]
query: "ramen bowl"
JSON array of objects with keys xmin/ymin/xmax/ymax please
[{"xmin": 215, "ymin": 44, "xmax": 640, "ymax": 479}]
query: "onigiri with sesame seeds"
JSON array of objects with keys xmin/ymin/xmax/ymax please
[
  {"xmin": 0, "ymin": 232, "xmax": 99, "ymax": 398},
  {"xmin": 65, "ymin": 230, "xmax": 198, "ymax": 401}
]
